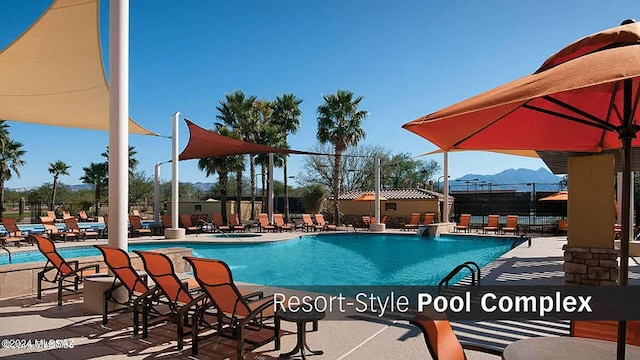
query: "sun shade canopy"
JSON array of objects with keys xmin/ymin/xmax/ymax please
[
  {"xmin": 0, "ymin": 0, "xmax": 156, "ymax": 135},
  {"xmin": 179, "ymin": 119, "xmax": 321, "ymax": 160},
  {"xmin": 353, "ymin": 193, "xmax": 387, "ymax": 201},
  {"xmin": 402, "ymin": 22, "xmax": 640, "ymax": 153},
  {"xmin": 538, "ymin": 191, "xmax": 568, "ymax": 201}
]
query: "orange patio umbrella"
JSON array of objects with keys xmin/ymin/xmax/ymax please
[
  {"xmin": 538, "ymin": 191, "xmax": 568, "ymax": 202},
  {"xmin": 403, "ymin": 20, "xmax": 640, "ymax": 358},
  {"xmin": 353, "ymin": 193, "xmax": 387, "ymax": 202},
  {"xmin": 353, "ymin": 193, "xmax": 387, "ymax": 217}
]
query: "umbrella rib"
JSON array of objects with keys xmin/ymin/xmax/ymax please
[
  {"xmin": 452, "ymin": 105, "xmax": 523, "ymax": 148},
  {"xmin": 523, "ymin": 103, "xmax": 616, "ymax": 132},
  {"xmin": 599, "ymin": 82, "xmax": 621, "ymax": 147},
  {"xmin": 540, "ymin": 95, "xmax": 618, "ymax": 131}
]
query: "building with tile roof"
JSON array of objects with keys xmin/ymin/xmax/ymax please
[{"xmin": 337, "ymin": 188, "xmax": 454, "ymax": 227}]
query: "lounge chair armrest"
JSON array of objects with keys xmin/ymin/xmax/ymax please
[
  {"xmin": 75, "ymin": 263, "xmax": 100, "ymax": 274},
  {"xmin": 460, "ymin": 342, "xmax": 503, "ymax": 356}
]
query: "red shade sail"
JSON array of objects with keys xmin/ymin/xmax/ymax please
[{"xmin": 178, "ymin": 119, "xmax": 320, "ymax": 160}]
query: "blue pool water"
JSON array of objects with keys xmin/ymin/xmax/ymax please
[{"xmin": 0, "ymin": 233, "xmax": 518, "ymax": 286}]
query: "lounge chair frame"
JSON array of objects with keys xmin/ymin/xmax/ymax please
[
  {"xmin": 64, "ymin": 217, "xmax": 99, "ymax": 240},
  {"xmin": 129, "ymin": 215, "xmax": 152, "ymax": 237},
  {"xmin": 454, "ymin": 214, "xmax": 472, "ymax": 233},
  {"xmin": 403, "ymin": 213, "xmax": 421, "ymax": 231},
  {"xmin": 184, "ymin": 256, "xmax": 276, "ymax": 359},
  {"xmin": 315, "ymin": 213, "xmax": 336, "ymax": 231},
  {"xmin": 273, "ymin": 213, "xmax": 292, "ymax": 232},
  {"xmin": 32, "ymin": 235, "xmax": 100, "ymax": 306},
  {"xmin": 94, "ymin": 245, "xmax": 161, "ymax": 328},
  {"xmin": 1, "ymin": 217, "xmax": 28, "ymax": 247},
  {"xmin": 132, "ymin": 250, "xmax": 211, "ymax": 351}
]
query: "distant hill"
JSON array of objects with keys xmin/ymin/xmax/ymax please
[
  {"xmin": 450, "ymin": 168, "xmax": 563, "ymax": 192},
  {"xmin": 9, "ymin": 169, "xmax": 562, "ymax": 193}
]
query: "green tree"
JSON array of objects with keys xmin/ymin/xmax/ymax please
[
  {"xmin": 0, "ymin": 121, "xmax": 26, "ymax": 218},
  {"xmin": 197, "ymin": 126, "xmax": 244, "ymax": 223},
  {"xmin": 272, "ymin": 93, "xmax": 303, "ymax": 222},
  {"xmin": 48, "ymin": 160, "xmax": 70, "ymax": 210},
  {"xmin": 216, "ymin": 91, "xmax": 258, "ymax": 219},
  {"xmin": 129, "ymin": 171, "xmax": 153, "ymax": 208},
  {"xmin": 317, "ymin": 90, "xmax": 368, "ymax": 224},
  {"xmin": 102, "ymin": 145, "xmax": 139, "ymax": 174},
  {"xmin": 80, "ymin": 162, "xmax": 108, "ymax": 216},
  {"xmin": 300, "ymin": 184, "xmax": 327, "ymax": 214}
]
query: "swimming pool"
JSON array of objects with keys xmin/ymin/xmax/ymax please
[{"xmin": 0, "ymin": 233, "xmax": 518, "ymax": 286}]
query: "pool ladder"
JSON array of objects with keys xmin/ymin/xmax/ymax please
[
  {"xmin": 0, "ymin": 244, "xmax": 11, "ymax": 263},
  {"xmin": 438, "ymin": 261, "xmax": 481, "ymax": 293}
]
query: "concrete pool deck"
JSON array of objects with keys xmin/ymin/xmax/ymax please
[{"xmin": 1, "ymin": 230, "xmax": 639, "ymax": 359}]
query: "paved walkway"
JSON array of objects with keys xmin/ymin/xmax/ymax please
[{"xmin": 0, "ymin": 232, "xmax": 637, "ymax": 359}]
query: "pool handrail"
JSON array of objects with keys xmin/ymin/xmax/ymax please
[{"xmin": 438, "ymin": 261, "xmax": 481, "ymax": 292}]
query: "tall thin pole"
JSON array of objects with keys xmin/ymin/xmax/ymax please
[
  {"xmin": 172, "ymin": 112, "xmax": 180, "ymax": 231},
  {"xmin": 154, "ymin": 162, "xmax": 161, "ymax": 224},
  {"xmin": 443, "ymin": 152, "xmax": 449, "ymax": 223},
  {"xmin": 268, "ymin": 153, "xmax": 274, "ymax": 224},
  {"xmin": 375, "ymin": 157, "xmax": 381, "ymax": 224},
  {"xmin": 108, "ymin": 0, "xmax": 129, "ymax": 250}
]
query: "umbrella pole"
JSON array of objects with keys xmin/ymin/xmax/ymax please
[{"xmin": 617, "ymin": 78, "xmax": 634, "ymax": 360}]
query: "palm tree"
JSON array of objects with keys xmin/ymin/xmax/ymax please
[
  {"xmin": 272, "ymin": 93, "xmax": 303, "ymax": 222},
  {"xmin": 0, "ymin": 138, "xmax": 26, "ymax": 218},
  {"xmin": 197, "ymin": 126, "xmax": 244, "ymax": 223},
  {"xmin": 216, "ymin": 91, "xmax": 259, "ymax": 218},
  {"xmin": 101, "ymin": 145, "xmax": 139, "ymax": 174},
  {"xmin": 317, "ymin": 90, "xmax": 368, "ymax": 225},
  {"xmin": 48, "ymin": 160, "xmax": 71, "ymax": 210},
  {"xmin": 80, "ymin": 162, "xmax": 108, "ymax": 216}
]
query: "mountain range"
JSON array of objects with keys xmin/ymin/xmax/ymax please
[
  {"xmin": 451, "ymin": 168, "xmax": 563, "ymax": 192},
  {"xmin": 9, "ymin": 168, "xmax": 563, "ymax": 192}
]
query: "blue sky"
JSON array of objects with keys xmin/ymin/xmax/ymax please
[{"xmin": 1, "ymin": 0, "xmax": 637, "ymax": 189}]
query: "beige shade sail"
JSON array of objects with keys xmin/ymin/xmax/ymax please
[{"xmin": 0, "ymin": 0, "xmax": 157, "ymax": 135}]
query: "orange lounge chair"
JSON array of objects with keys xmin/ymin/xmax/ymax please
[
  {"xmin": 179, "ymin": 214, "xmax": 200, "ymax": 234},
  {"xmin": 184, "ymin": 256, "xmax": 276, "ymax": 358},
  {"xmin": 454, "ymin": 214, "xmax": 471, "ymax": 233},
  {"xmin": 302, "ymin": 214, "xmax": 323, "ymax": 232},
  {"xmin": 40, "ymin": 216, "xmax": 79, "ymax": 242},
  {"xmin": 78, "ymin": 210, "xmax": 95, "ymax": 222},
  {"xmin": 228, "ymin": 213, "xmax": 245, "ymax": 232},
  {"xmin": 132, "ymin": 250, "xmax": 209, "ymax": 351},
  {"xmin": 273, "ymin": 213, "xmax": 292, "ymax": 232},
  {"xmin": 32, "ymin": 235, "xmax": 100, "ymax": 305},
  {"xmin": 161, "ymin": 214, "xmax": 172, "ymax": 229},
  {"xmin": 403, "ymin": 213, "xmax": 421, "ymax": 231},
  {"xmin": 212, "ymin": 213, "xmax": 231, "ymax": 232},
  {"xmin": 258, "ymin": 213, "xmax": 276, "ymax": 232},
  {"xmin": 557, "ymin": 220, "xmax": 568, "ymax": 235},
  {"xmin": 46, "ymin": 210, "xmax": 57, "ymax": 219},
  {"xmin": 129, "ymin": 215, "xmax": 152, "ymax": 237},
  {"xmin": 423, "ymin": 213, "xmax": 435, "ymax": 225},
  {"xmin": 410, "ymin": 313, "xmax": 502, "ymax": 359},
  {"xmin": 64, "ymin": 217, "xmax": 99, "ymax": 240},
  {"xmin": 483, "ymin": 215, "xmax": 500, "ymax": 234},
  {"xmin": 62, "ymin": 211, "xmax": 72, "ymax": 219},
  {"xmin": 315, "ymin": 213, "xmax": 337, "ymax": 231},
  {"xmin": 94, "ymin": 245, "xmax": 159, "ymax": 327},
  {"xmin": 1, "ymin": 217, "xmax": 28, "ymax": 247},
  {"xmin": 502, "ymin": 215, "xmax": 518, "ymax": 235}
]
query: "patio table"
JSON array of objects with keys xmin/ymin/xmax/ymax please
[{"xmin": 502, "ymin": 337, "xmax": 640, "ymax": 360}]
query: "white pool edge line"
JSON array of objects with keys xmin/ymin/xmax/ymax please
[{"xmin": 336, "ymin": 320, "xmax": 399, "ymax": 360}]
